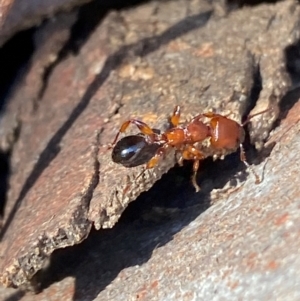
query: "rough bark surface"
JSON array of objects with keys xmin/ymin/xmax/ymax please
[
  {"xmin": 0, "ymin": 0, "xmax": 299, "ymax": 299},
  {"xmin": 0, "ymin": 0, "xmax": 92, "ymax": 47}
]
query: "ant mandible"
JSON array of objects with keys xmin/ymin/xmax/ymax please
[{"xmin": 111, "ymin": 106, "xmax": 268, "ymax": 192}]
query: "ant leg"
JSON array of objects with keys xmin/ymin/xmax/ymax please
[
  {"xmin": 178, "ymin": 155, "xmax": 184, "ymax": 166},
  {"xmin": 190, "ymin": 112, "xmax": 219, "ymax": 123},
  {"xmin": 202, "ymin": 112, "xmax": 221, "ymax": 119},
  {"xmin": 146, "ymin": 144, "xmax": 170, "ymax": 169},
  {"xmin": 191, "ymin": 160, "xmax": 201, "ymax": 193},
  {"xmin": 111, "ymin": 119, "xmax": 156, "ymax": 147},
  {"xmin": 180, "ymin": 145, "xmax": 204, "ymax": 192},
  {"xmin": 135, "ymin": 144, "xmax": 170, "ymax": 180},
  {"xmin": 239, "ymin": 144, "xmax": 261, "ymax": 184},
  {"xmin": 170, "ymin": 105, "xmax": 181, "ymax": 127},
  {"xmin": 200, "ymin": 109, "xmax": 270, "ymax": 126},
  {"xmin": 190, "ymin": 113, "xmax": 206, "ymax": 122}
]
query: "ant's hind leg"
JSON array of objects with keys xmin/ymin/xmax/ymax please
[
  {"xmin": 111, "ymin": 119, "xmax": 156, "ymax": 147},
  {"xmin": 239, "ymin": 144, "xmax": 261, "ymax": 184},
  {"xmin": 135, "ymin": 144, "xmax": 170, "ymax": 180},
  {"xmin": 146, "ymin": 144, "xmax": 170, "ymax": 169}
]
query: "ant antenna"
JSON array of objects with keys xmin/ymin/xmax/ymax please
[
  {"xmin": 242, "ymin": 108, "xmax": 270, "ymax": 126},
  {"xmin": 238, "ymin": 108, "xmax": 271, "ymax": 184}
]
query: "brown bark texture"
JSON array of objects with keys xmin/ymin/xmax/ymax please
[{"xmin": 0, "ymin": 0, "xmax": 300, "ymax": 299}]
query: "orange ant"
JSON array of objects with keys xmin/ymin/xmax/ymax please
[{"xmin": 111, "ymin": 106, "xmax": 269, "ymax": 192}]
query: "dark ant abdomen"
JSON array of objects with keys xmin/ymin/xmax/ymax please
[{"xmin": 111, "ymin": 135, "xmax": 160, "ymax": 168}]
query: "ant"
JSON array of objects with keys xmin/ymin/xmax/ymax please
[{"xmin": 111, "ymin": 106, "xmax": 269, "ymax": 192}]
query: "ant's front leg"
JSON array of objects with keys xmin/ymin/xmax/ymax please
[
  {"xmin": 111, "ymin": 119, "xmax": 157, "ymax": 147},
  {"xmin": 178, "ymin": 145, "xmax": 205, "ymax": 192}
]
